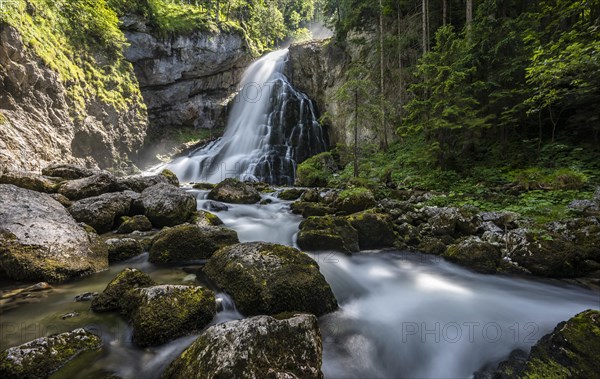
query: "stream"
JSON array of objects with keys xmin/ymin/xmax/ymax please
[{"xmin": 1, "ymin": 190, "xmax": 598, "ymax": 378}]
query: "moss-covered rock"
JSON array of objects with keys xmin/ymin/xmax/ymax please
[
  {"xmin": 116, "ymin": 215, "xmax": 153, "ymax": 234},
  {"xmin": 0, "ymin": 184, "xmax": 108, "ymax": 283},
  {"xmin": 68, "ymin": 192, "xmax": 137, "ymax": 234},
  {"xmin": 290, "ymin": 200, "xmax": 312, "ymax": 214},
  {"xmin": 0, "ymin": 171, "xmax": 58, "ymax": 193},
  {"xmin": 149, "ymin": 224, "xmax": 239, "ymax": 263},
  {"xmin": 58, "ymin": 173, "xmax": 117, "ymax": 200},
  {"xmin": 347, "ymin": 211, "xmax": 397, "ymax": 249},
  {"xmin": 204, "ymin": 242, "xmax": 337, "ymax": 316},
  {"xmin": 141, "ymin": 183, "xmax": 197, "ymax": 227},
  {"xmin": 333, "ymin": 187, "xmax": 376, "ymax": 214},
  {"xmin": 191, "ymin": 182, "xmax": 215, "ymax": 190},
  {"xmin": 295, "ymin": 152, "xmax": 336, "ymax": 187},
  {"xmin": 303, "ymin": 203, "xmax": 334, "ymax": 217},
  {"xmin": 192, "ymin": 210, "xmax": 223, "ymax": 227},
  {"xmin": 127, "ymin": 285, "xmax": 216, "ymax": 347},
  {"xmin": 422, "ymin": 206, "xmax": 480, "ymax": 237},
  {"xmin": 0, "ymin": 328, "xmax": 101, "ymax": 379},
  {"xmin": 418, "ymin": 236, "xmax": 447, "ymax": 255},
  {"xmin": 105, "ymin": 238, "xmax": 143, "ymax": 263},
  {"xmin": 278, "ymin": 188, "xmax": 305, "ymax": 200},
  {"xmin": 301, "ymin": 188, "xmax": 322, "ymax": 202},
  {"xmin": 160, "ymin": 169, "xmax": 180, "ymax": 187},
  {"xmin": 91, "ymin": 268, "xmax": 155, "ymax": 313},
  {"xmin": 443, "ymin": 237, "xmax": 502, "ymax": 274},
  {"xmin": 42, "ymin": 164, "xmax": 94, "ymax": 180},
  {"xmin": 162, "ymin": 314, "xmax": 323, "ymax": 379},
  {"xmin": 207, "ymin": 178, "xmax": 261, "ymax": 204},
  {"xmin": 297, "ymin": 215, "xmax": 360, "ymax": 253},
  {"xmin": 49, "ymin": 193, "xmax": 73, "ymax": 207}
]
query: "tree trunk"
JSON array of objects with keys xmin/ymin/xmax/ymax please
[
  {"xmin": 397, "ymin": 6, "xmax": 403, "ymax": 108},
  {"xmin": 422, "ymin": 0, "xmax": 428, "ymax": 55},
  {"xmin": 379, "ymin": 0, "xmax": 387, "ymax": 151},
  {"xmin": 354, "ymin": 90, "xmax": 359, "ymax": 178},
  {"xmin": 466, "ymin": 0, "xmax": 473, "ymax": 25},
  {"xmin": 216, "ymin": 0, "xmax": 220, "ymax": 23},
  {"xmin": 443, "ymin": 0, "xmax": 447, "ymax": 25}
]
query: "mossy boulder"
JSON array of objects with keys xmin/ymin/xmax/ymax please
[
  {"xmin": 491, "ymin": 310, "xmax": 600, "ymax": 378},
  {"xmin": 192, "ymin": 182, "xmax": 215, "ymax": 190},
  {"xmin": 301, "ymin": 188, "xmax": 322, "ymax": 202},
  {"xmin": 141, "ymin": 183, "xmax": 197, "ymax": 227},
  {"xmin": 0, "ymin": 171, "xmax": 57, "ymax": 193},
  {"xmin": 443, "ymin": 237, "xmax": 502, "ymax": 274},
  {"xmin": 116, "ymin": 215, "xmax": 153, "ymax": 234},
  {"xmin": 68, "ymin": 192, "xmax": 138, "ymax": 234},
  {"xmin": 0, "ymin": 328, "xmax": 101, "ymax": 379},
  {"xmin": 418, "ymin": 236, "xmax": 447, "ymax": 255},
  {"xmin": 303, "ymin": 203, "xmax": 334, "ymax": 218},
  {"xmin": 42, "ymin": 164, "xmax": 94, "ymax": 180},
  {"xmin": 127, "ymin": 285, "xmax": 216, "ymax": 347},
  {"xmin": 422, "ymin": 206, "xmax": 480, "ymax": 237},
  {"xmin": 297, "ymin": 215, "xmax": 360, "ymax": 253},
  {"xmin": 278, "ymin": 188, "xmax": 305, "ymax": 200},
  {"xmin": 0, "ymin": 184, "xmax": 108, "ymax": 283},
  {"xmin": 105, "ymin": 238, "xmax": 143, "ymax": 263},
  {"xmin": 162, "ymin": 314, "xmax": 323, "ymax": 379},
  {"xmin": 160, "ymin": 169, "xmax": 180, "ymax": 187},
  {"xmin": 192, "ymin": 210, "xmax": 223, "ymax": 227},
  {"xmin": 149, "ymin": 224, "xmax": 239, "ymax": 263},
  {"xmin": 58, "ymin": 173, "xmax": 117, "ymax": 200},
  {"xmin": 295, "ymin": 152, "xmax": 336, "ymax": 187},
  {"xmin": 333, "ymin": 187, "xmax": 376, "ymax": 214},
  {"xmin": 290, "ymin": 200, "xmax": 312, "ymax": 214},
  {"xmin": 208, "ymin": 178, "xmax": 261, "ymax": 204},
  {"xmin": 91, "ymin": 268, "xmax": 155, "ymax": 313},
  {"xmin": 347, "ymin": 211, "xmax": 397, "ymax": 249},
  {"xmin": 204, "ymin": 242, "xmax": 337, "ymax": 316}
]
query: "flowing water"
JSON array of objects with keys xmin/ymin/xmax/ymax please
[{"xmin": 155, "ymin": 49, "xmax": 328, "ymax": 185}]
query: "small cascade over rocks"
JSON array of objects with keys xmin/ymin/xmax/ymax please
[{"xmin": 157, "ymin": 49, "xmax": 328, "ymax": 185}]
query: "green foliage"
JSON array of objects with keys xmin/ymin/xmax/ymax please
[{"xmin": 295, "ymin": 152, "xmax": 336, "ymax": 187}]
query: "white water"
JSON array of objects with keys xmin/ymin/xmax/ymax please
[{"xmin": 157, "ymin": 50, "xmax": 327, "ymax": 185}]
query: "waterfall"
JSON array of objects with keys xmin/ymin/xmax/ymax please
[{"xmin": 158, "ymin": 49, "xmax": 328, "ymax": 185}]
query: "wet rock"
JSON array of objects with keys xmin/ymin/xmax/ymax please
[
  {"xmin": 74, "ymin": 292, "xmax": 97, "ymax": 302},
  {"xmin": 297, "ymin": 215, "xmax": 360, "ymax": 253},
  {"xmin": 259, "ymin": 198, "xmax": 272, "ymax": 205},
  {"xmin": 347, "ymin": 211, "xmax": 397, "ymax": 249},
  {"xmin": 163, "ymin": 314, "xmax": 323, "ymax": 379},
  {"xmin": 302, "ymin": 203, "xmax": 334, "ymax": 217},
  {"xmin": 127, "ymin": 285, "xmax": 216, "ymax": 347},
  {"xmin": 149, "ymin": 224, "xmax": 239, "ymax": 263},
  {"xmin": 202, "ymin": 200, "xmax": 229, "ymax": 212},
  {"xmin": 115, "ymin": 170, "xmax": 179, "ymax": 192},
  {"xmin": 58, "ymin": 172, "xmax": 117, "ymax": 200},
  {"xmin": 0, "ymin": 184, "xmax": 108, "ymax": 283},
  {"xmin": 105, "ymin": 238, "xmax": 143, "ymax": 263},
  {"xmin": 208, "ymin": 178, "xmax": 261, "ymax": 204},
  {"xmin": 278, "ymin": 188, "xmax": 305, "ymax": 200},
  {"xmin": 91, "ymin": 268, "xmax": 155, "ymax": 313},
  {"xmin": 60, "ymin": 312, "xmax": 80, "ymax": 320},
  {"xmin": 204, "ymin": 242, "xmax": 337, "ymax": 316},
  {"xmin": 42, "ymin": 164, "xmax": 94, "ymax": 180},
  {"xmin": 141, "ymin": 183, "xmax": 196, "ymax": 227},
  {"xmin": 418, "ymin": 236, "xmax": 447, "ymax": 255},
  {"xmin": 474, "ymin": 349, "xmax": 528, "ymax": 379},
  {"xmin": 116, "ymin": 215, "xmax": 153, "ymax": 234},
  {"xmin": 192, "ymin": 210, "xmax": 223, "ymax": 227},
  {"xmin": 333, "ymin": 187, "xmax": 376, "ymax": 214},
  {"xmin": 290, "ymin": 200, "xmax": 312, "ymax": 214},
  {"xmin": 301, "ymin": 188, "xmax": 322, "ymax": 202},
  {"xmin": 0, "ymin": 171, "xmax": 57, "ymax": 193},
  {"xmin": 192, "ymin": 182, "xmax": 215, "ymax": 190},
  {"xmin": 443, "ymin": 237, "xmax": 502, "ymax": 274},
  {"xmin": 0, "ymin": 282, "xmax": 52, "ymax": 311},
  {"xmin": 69, "ymin": 192, "xmax": 137, "ymax": 234},
  {"xmin": 0, "ymin": 328, "xmax": 101, "ymax": 379}
]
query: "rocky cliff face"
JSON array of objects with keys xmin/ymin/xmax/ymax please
[
  {"xmin": 121, "ymin": 16, "xmax": 251, "ymax": 135},
  {"xmin": 0, "ymin": 24, "xmax": 147, "ymax": 172},
  {"xmin": 287, "ymin": 37, "xmax": 379, "ymax": 147}
]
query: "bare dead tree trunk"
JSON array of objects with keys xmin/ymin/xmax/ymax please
[
  {"xmin": 354, "ymin": 90, "xmax": 359, "ymax": 178},
  {"xmin": 443, "ymin": 0, "xmax": 447, "ymax": 25},
  {"xmin": 422, "ymin": 0, "xmax": 428, "ymax": 55},
  {"xmin": 379, "ymin": 0, "xmax": 387, "ymax": 150},
  {"xmin": 466, "ymin": 0, "xmax": 473, "ymax": 25}
]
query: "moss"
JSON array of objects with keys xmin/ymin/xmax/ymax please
[
  {"xmin": 443, "ymin": 238, "xmax": 502, "ymax": 274},
  {"xmin": 116, "ymin": 215, "xmax": 153, "ymax": 234},
  {"xmin": 0, "ymin": 111, "xmax": 7, "ymax": 125},
  {"xmin": 297, "ymin": 215, "xmax": 360, "ymax": 253},
  {"xmin": 0, "ymin": 172, "xmax": 58, "ymax": 193},
  {"xmin": 149, "ymin": 224, "xmax": 238, "ymax": 263},
  {"xmin": 295, "ymin": 152, "xmax": 337, "ymax": 187},
  {"xmin": 346, "ymin": 211, "xmax": 397, "ymax": 249},
  {"xmin": 160, "ymin": 169, "xmax": 179, "ymax": 187},
  {"xmin": 208, "ymin": 178, "xmax": 261, "ymax": 204},
  {"xmin": 334, "ymin": 187, "xmax": 376, "ymax": 214},
  {"xmin": 192, "ymin": 182, "xmax": 215, "ymax": 190},
  {"xmin": 191, "ymin": 210, "xmax": 223, "ymax": 227},
  {"xmin": 278, "ymin": 188, "xmax": 305, "ymax": 200},
  {"xmin": 91, "ymin": 268, "xmax": 155, "ymax": 313}
]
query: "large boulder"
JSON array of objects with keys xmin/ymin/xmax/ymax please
[
  {"xmin": 347, "ymin": 211, "xmax": 397, "ymax": 249},
  {"xmin": 116, "ymin": 215, "xmax": 153, "ymax": 234},
  {"xmin": 204, "ymin": 242, "xmax": 337, "ymax": 316},
  {"xmin": 126, "ymin": 285, "xmax": 216, "ymax": 347},
  {"xmin": 42, "ymin": 164, "xmax": 94, "ymax": 180},
  {"xmin": 163, "ymin": 314, "xmax": 323, "ymax": 379},
  {"xmin": 443, "ymin": 237, "xmax": 502, "ymax": 274},
  {"xmin": 192, "ymin": 210, "xmax": 223, "ymax": 227},
  {"xmin": 58, "ymin": 172, "xmax": 117, "ymax": 200},
  {"xmin": 91, "ymin": 268, "xmax": 155, "ymax": 313},
  {"xmin": 0, "ymin": 185, "xmax": 108, "ymax": 282},
  {"xmin": 422, "ymin": 206, "xmax": 479, "ymax": 237},
  {"xmin": 278, "ymin": 188, "xmax": 306, "ymax": 200},
  {"xmin": 0, "ymin": 171, "xmax": 57, "ymax": 193},
  {"xmin": 149, "ymin": 224, "xmax": 239, "ymax": 263},
  {"xmin": 105, "ymin": 238, "xmax": 144, "ymax": 263},
  {"xmin": 208, "ymin": 178, "xmax": 261, "ymax": 204},
  {"xmin": 140, "ymin": 183, "xmax": 196, "ymax": 227},
  {"xmin": 295, "ymin": 151, "xmax": 336, "ymax": 187},
  {"xmin": 332, "ymin": 187, "xmax": 376, "ymax": 214},
  {"xmin": 68, "ymin": 192, "xmax": 138, "ymax": 234},
  {"xmin": 297, "ymin": 215, "xmax": 360, "ymax": 253},
  {"xmin": 0, "ymin": 328, "xmax": 101, "ymax": 379},
  {"xmin": 115, "ymin": 169, "xmax": 179, "ymax": 192}
]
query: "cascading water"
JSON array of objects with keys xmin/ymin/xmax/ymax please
[{"xmin": 158, "ymin": 49, "xmax": 328, "ymax": 185}]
